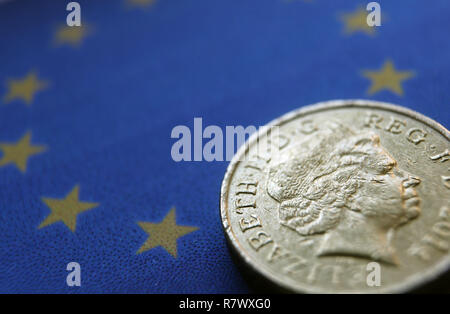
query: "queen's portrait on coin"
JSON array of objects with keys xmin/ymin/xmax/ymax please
[{"xmin": 266, "ymin": 123, "xmax": 421, "ymax": 265}]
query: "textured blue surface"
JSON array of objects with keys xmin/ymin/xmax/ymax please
[{"xmin": 0, "ymin": 0, "xmax": 449, "ymax": 293}]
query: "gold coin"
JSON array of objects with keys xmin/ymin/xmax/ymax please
[{"xmin": 220, "ymin": 100, "xmax": 450, "ymax": 293}]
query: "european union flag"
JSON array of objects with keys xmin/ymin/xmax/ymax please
[{"xmin": 0, "ymin": 0, "xmax": 448, "ymax": 293}]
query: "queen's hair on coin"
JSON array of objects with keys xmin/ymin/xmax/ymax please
[{"xmin": 266, "ymin": 122, "xmax": 421, "ymax": 265}]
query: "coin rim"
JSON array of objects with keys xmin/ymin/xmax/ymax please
[{"xmin": 220, "ymin": 99, "xmax": 450, "ymax": 293}]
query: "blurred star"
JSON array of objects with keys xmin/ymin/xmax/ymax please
[
  {"xmin": 0, "ymin": 132, "xmax": 46, "ymax": 173},
  {"xmin": 137, "ymin": 207, "xmax": 198, "ymax": 258},
  {"xmin": 39, "ymin": 185, "xmax": 99, "ymax": 232},
  {"xmin": 340, "ymin": 8, "xmax": 375, "ymax": 36},
  {"xmin": 127, "ymin": 0, "xmax": 156, "ymax": 7},
  {"xmin": 363, "ymin": 60, "xmax": 414, "ymax": 96},
  {"xmin": 54, "ymin": 24, "xmax": 91, "ymax": 47},
  {"xmin": 3, "ymin": 71, "xmax": 49, "ymax": 105}
]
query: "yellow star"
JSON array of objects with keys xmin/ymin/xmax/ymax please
[
  {"xmin": 3, "ymin": 71, "xmax": 49, "ymax": 105},
  {"xmin": 362, "ymin": 60, "xmax": 415, "ymax": 96},
  {"xmin": 0, "ymin": 132, "xmax": 46, "ymax": 173},
  {"xmin": 137, "ymin": 207, "xmax": 198, "ymax": 258},
  {"xmin": 54, "ymin": 24, "xmax": 91, "ymax": 47},
  {"xmin": 340, "ymin": 8, "xmax": 375, "ymax": 36},
  {"xmin": 39, "ymin": 185, "xmax": 99, "ymax": 232},
  {"xmin": 127, "ymin": 0, "xmax": 156, "ymax": 8}
]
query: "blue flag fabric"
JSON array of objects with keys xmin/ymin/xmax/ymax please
[{"xmin": 0, "ymin": 0, "xmax": 449, "ymax": 293}]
